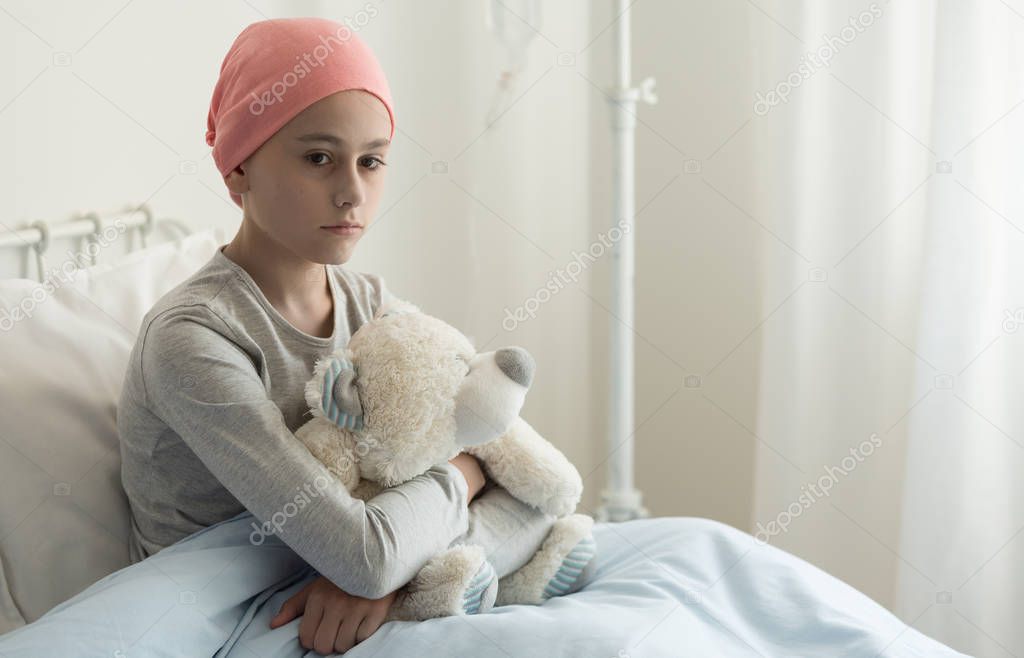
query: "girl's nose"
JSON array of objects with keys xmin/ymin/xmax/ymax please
[{"xmin": 333, "ymin": 167, "xmax": 366, "ymax": 208}]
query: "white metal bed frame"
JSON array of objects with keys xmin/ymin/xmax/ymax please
[{"xmin": 0, "ymin": 203, "xmax": 192, "ymax": 282}]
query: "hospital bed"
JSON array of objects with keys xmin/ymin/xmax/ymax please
[{"xmin": 0, "ymin": 208, "xmax": 966, "ymax": 656}]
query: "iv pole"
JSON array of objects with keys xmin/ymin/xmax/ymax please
[
  {"xmin": 594, "ymin": 0, "xmax": 656, "ymax": 523},
  {"xmin": 485, "ymin": 0, "xmax": 654, "ymax": 522}
]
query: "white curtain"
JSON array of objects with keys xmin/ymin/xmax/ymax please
[{"xmin": 750, "ymin": 2, "xmax": 1024, "ymax": 656}]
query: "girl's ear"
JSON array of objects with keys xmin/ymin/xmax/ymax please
[{"xmin": 224, "ymin": 161, "xmax": 250, "ymax": 196}]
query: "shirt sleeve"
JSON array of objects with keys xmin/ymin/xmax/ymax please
[{"xmin": 138, "ymin": 304, "xmax": 471, "ymax": 599}]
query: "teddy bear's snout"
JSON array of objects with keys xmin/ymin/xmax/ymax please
[{"xmin": 495, "ymin": 347, "xmax": 535, "ymax": 388}]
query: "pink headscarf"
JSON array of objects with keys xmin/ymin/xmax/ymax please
[{"xmin": 205, "ymin": 17, "xmax": 395, "ymax": 209}]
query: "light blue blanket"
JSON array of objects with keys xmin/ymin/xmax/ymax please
[{"xmin": 0, "ymin": 511, "xmax": 965, "ymax": 657}]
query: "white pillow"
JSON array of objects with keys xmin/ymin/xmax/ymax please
[{"xmin": 0, "ymin": 227, "xmax": 224, "ymax": 632}]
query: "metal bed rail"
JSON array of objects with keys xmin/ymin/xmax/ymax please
[{"xmin": 0, "ymin": 204, "xmax": 192, "ymax": 281}]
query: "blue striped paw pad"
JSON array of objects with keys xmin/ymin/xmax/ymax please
[
  {"xmin": 542, "ymin": 534, "xmax": 597, "ymax": 599},
  {"xmin": 461, "ymin": 559, "xmax": 497, "ymax": 614}
]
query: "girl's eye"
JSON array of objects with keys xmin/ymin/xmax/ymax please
[
  {"xmin": 305, "ymin": 153, "xmax": 387, "ymax": 170},
  {"xmin": 306, "ymin": 152, "xmax": 331, "ymax": 167}
]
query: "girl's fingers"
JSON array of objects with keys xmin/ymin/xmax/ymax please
[
  {"xmin": 269, "ymin": 582, "xmax": 312, "ymax": 628},
  {"xmin": 312, "ymin": 607, "xmax": 346, "ymax": 656},
  {"xmin": 269, "ymin": 602, "xmax": 296, "ymax": 628},
  {"xmin": 333, "ymin": 613, "xmax": 365, "ymax": 654},
  {"xmin": 354, "ymin": 610, "xmax": 385, "ymax": 644},
  {"xmin": 297, "ymin": 599, "xmax": 325, "ymax": 651}
]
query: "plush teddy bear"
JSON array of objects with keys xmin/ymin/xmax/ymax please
[{"xmin": 294, "ymin": 299, "xmax": 596, "ymax": 621}]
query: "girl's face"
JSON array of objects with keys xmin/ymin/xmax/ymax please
[{"xmin": 226, "ymin": 89, "xmax": 391, "ymax": 265}]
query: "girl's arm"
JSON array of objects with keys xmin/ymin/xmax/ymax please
[
  {"xmin": 138, "ymin": 305, "xmax": 473, "ymax": 600},
  {"xmin": 448, "ymin": 452, "xmax": 487, "ymax": 500}
]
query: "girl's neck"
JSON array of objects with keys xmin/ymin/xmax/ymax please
[{"xmin": 222, "ymin": 219, "xmax": 334, "ymax": 336}]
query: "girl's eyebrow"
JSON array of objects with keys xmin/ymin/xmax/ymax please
[{"xmin": 297, "ymin": 133, "xmax": 390, "ymax": 149}]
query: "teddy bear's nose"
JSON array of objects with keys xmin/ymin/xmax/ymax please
[{"xmin": 495, "ymin": 347, "xmax": 535, "ymax": 387}]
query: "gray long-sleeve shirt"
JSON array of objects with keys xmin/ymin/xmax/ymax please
[{"xmin": 116, "ymin": 245, "xmax": 472, "ymax": 600}]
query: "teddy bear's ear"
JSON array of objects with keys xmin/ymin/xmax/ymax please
[
  {"xmin": 319, "ymin": 356, "xmax": 364, "ymax": 430},
  {"xmin": 375, "ymin": 298, "xmax": 421, "ymax": 320}
]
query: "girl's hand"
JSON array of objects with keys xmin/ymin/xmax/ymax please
[{"xmin": 269, "ymin": 575, "xmax": 398, "ymax": 654}]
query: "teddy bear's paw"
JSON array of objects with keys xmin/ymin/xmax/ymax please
[
  {"xmin": 541, "ymin": 531, "xmax": 596, "ymax": 600},
  {"xmin": 387, "ymin": 544, "xmax": 497, "ymax": 621},
  {"xmin": 495, "ymin": 513, "xmax": 596, "ymax": 606},
  {"xmin": 461, "ymin": 559, "xmax": 498, "ymax": 614}
]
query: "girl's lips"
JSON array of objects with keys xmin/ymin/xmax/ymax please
[{"xmin": 321, "ymin": 226, "xmax": 362, "ymax": 236}]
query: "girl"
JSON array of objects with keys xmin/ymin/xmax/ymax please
[{"xmin": 117, "ymin": 17, "xmax": 588, "ymax": 656}]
